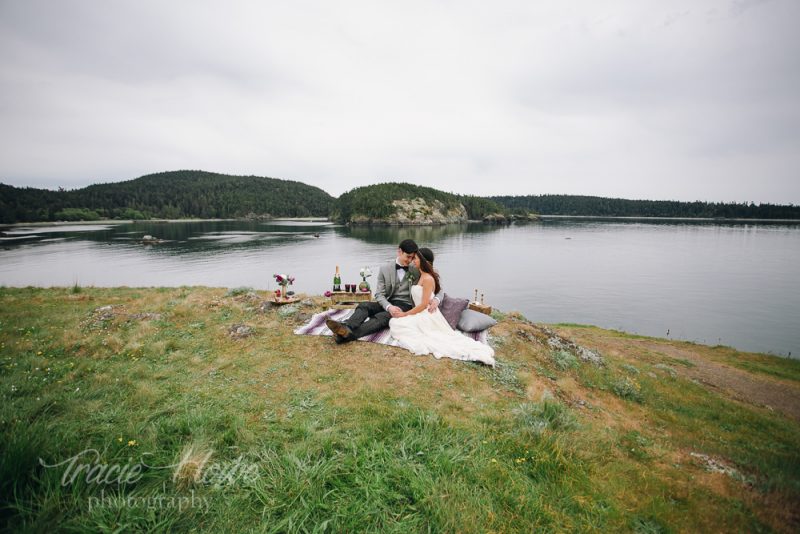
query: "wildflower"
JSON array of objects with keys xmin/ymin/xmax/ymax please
[
  {"xmin": 37, "ymin": 351, "xmax": 42, "ymax": 355},
  {"xmin": 490, "ymin": 458, "xmax": 497, "ymax": 463},
  {"xmin": 117, "ymin": 437, "xmax": 123, "ymax": 442},
  {"xmin": 128, "ymin": 440, "xmax": 137, "ymax": 447}
]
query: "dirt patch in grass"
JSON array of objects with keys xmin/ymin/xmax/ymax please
[
  {"xmin": 674, "ymin": 448, "xmax": 800, "ymax": 534},
  {"xmin": 555, "ymin": 326, "xmax": 800, "ymax": 422},
  {"xmin": 745, "ymin": 488, "xmax": 800, "ymax": 534}
]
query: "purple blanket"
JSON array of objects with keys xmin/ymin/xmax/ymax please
[{"xmin": 294, "ymin": 309, "xmax": 488, "ymax": 346}]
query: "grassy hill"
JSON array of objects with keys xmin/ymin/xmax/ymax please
[
  {"xmin": 0, "ymin": 170, "xmax": 335, "ymax": 223},
  {"xmin": 331, "ymin": 182, "xmax": 508, "ymax": 223},
  {"xmin": 2, "ymin": 286, "xmax": 798, "ymax": 532}
]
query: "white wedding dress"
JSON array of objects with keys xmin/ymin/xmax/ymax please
[{"xmin": 389, "ymin": 285, "xmax": 496, "ymax": 366}]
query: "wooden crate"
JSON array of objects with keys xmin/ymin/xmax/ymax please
[
  {"xmin": 330, "ymin": 291, "xmax": 372, "ymax": 307},
  {"xmin": 468, "ymin": 302, "xmax": 492, "ymax": 315}
]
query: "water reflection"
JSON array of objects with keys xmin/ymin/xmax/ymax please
[
  {"xmin": 0, "ymin": 220, "xmax": 337, "ymax": 256},
  {"xmin": 1, "ymin": 220, "xmax": 511, "ymax": 255},
  {"xmin": 337, "ymin": 222, "xmax": 506, "ymax": 246}
]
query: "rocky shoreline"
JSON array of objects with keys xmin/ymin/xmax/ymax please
[{"xmin": 344, "ymin": 197, "xmax": 539, "ymax": 226}]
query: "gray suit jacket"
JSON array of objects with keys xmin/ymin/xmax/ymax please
[{"xmin": 374, "ymin": 260, "xmax": 440, "ymax": 311}]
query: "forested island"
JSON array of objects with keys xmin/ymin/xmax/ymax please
[
  {"xmin": 1, "ymin": 170, "xmax": 799, "ymax": 224},
  {"xmin": 491, "ymin": 194, "xmax": 800, "ymax": 220},
  {"xmin": 331, "ymin": 182, "xmax": 510, "ymax": 224},
  {"xmin": 0, "ymin": 170, "xmax": 333, "ymax": 223}
]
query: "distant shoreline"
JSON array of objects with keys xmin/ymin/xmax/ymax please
[
  {"xmin": 4, "ymin": 215, "xmax": 800, "ymax": 228},
  {"xmin": 537, "ymin": 215, "xmax": 800, "ymax": 223},
  {"xmin": 1, "ymin": 217, "xmax": 333, "ymax": 228}
]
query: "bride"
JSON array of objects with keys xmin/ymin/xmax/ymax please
[{"xmin": 389, "ymin": 248, "xmax": 495, "ymax": 366}]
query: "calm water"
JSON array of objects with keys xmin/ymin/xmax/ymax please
[{"xmin": 1, "ymin": 218, "xmax": 798, "ymax": 357}]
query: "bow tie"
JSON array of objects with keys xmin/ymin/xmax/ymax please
[{"xmin": 396, "ymin": 264, "xmax": 409, "ymax": 271}]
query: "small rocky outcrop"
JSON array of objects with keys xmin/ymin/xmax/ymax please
[
  {"xmin": 243, "ymin": 212, "xmax": 273, "ymax": 220},
  {"xmin": 228, "ymin": 324, "xmax": 254, "ymax": 339},
  {"xmin": 508, "ymin": 213, "xmax": 540, "ymax": 222},
  {"xmin": 349, "ymin": 198, "xmax": 468, "ymax": 225},
  {"xmin": 481, "ymin": 212, "xmax": 539, "ymax": 224},
  {"xmin": 127, "ymin": 312, "xmax": 163, "ymax": 321},
  {"xmin": 541, "ymin": 326, "xmax": 604, "ymax": 366},
  {"xmin": 482, "ymin": 213, "xmax": 508, "ymax": 224},
  {"xmin": 82, "ymin": 305, "xmax": 165, "ymax": 329},
  {"xmin": 277, "ymin": 305, "xmax": 299, "ymax": 318}
]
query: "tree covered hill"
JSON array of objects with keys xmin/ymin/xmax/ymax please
[
  {"xmin": 0, "ymin": 170, "xmax": 334, "ymax": 223},
  {"xmin": 4, "ymin": 171, "xmax": 799, "ymax": 224},
  {"xmin": 331, "ymin": 182, "xmax": 508, "ymax": 223},
  {"xmin": 491, "ymin": 194, "xmax": 800, "ymax": 219}
]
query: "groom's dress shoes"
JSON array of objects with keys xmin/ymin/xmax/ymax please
[{"xmin": 326, "ymin": 319, "xmax": 354, "ymax": 342}]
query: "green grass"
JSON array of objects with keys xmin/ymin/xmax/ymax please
[
  {"xmin": 611, "ymin": 376, "xmax": 644, "ymax": 403},
  {"xmin": 551, "ymin": 350, "xmax": 579, "ymax": 371},
  {"xmin": 722, "ymin": 352, "xmax": 800, "ymax": 383},
  {"xmin": 1, "ymin": 287, "xmax": 797, "ymax": 532}
]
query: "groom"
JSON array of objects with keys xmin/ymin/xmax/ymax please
[{"xmin": 326, "ymin": 239, "xmax": 440, "ymax": 344}]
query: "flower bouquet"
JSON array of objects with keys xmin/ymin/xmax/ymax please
[
  {"xmin": 358, "ymin": 267, "xmax": 372, "ymax": 292},
  {"xmin": 273, "ymin": 273, "xmax": 295, "ymax": 301}
]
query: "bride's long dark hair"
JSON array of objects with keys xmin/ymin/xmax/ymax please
[{"xmin": 416, "ymin": 247, "xmax": 441, "ymax": 294}]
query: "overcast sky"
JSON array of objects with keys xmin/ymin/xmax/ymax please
[{"xmin": 1, "ymin": 0, "xmax": 798, "ymax": 203}]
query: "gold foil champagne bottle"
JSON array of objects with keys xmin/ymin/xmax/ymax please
[{"xmin": 333, "ymin": 265, "xmax": 341, "ymax": 292}]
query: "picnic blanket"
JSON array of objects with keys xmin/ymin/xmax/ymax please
[{"xmin": 294, "ymin": 308, "xmax": 489, "ymax": 347}]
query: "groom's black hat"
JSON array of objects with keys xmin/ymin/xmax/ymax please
[{"xmin": 398, "ymin": 239, "xmax": 418, "ymax": 254}]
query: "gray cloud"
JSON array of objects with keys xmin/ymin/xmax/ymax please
[{"xmin": 1, "ymin": 0, "xmax": 798, "ymax": 203}]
